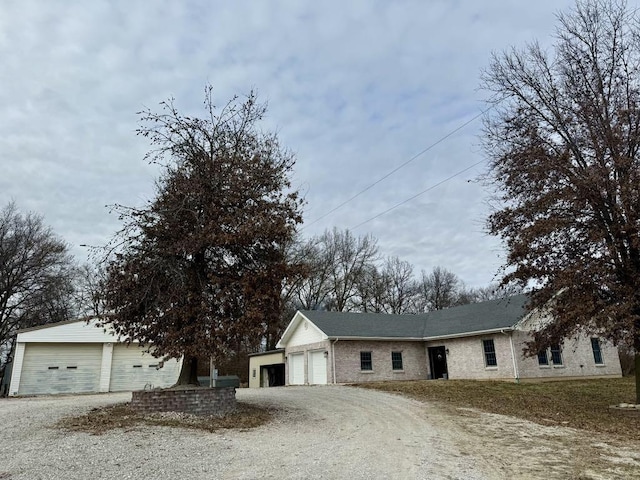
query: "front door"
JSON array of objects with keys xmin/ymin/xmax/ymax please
[{"xmin": 428, "ymin": 346, "xmax": 448, "ymax": 379}]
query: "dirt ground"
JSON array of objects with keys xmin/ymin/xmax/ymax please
[{"xmin": 1, "ymin": 386, "xmax": 639, "ymax": 479}]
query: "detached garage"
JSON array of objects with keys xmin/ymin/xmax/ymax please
[{"xmin": 8, "ymin": 319, "xmax": 181, "ymax": 396}]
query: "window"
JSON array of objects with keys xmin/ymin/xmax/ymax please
[
  {"xmin": 537, "ymin": 350, "xmax": 549, "ymax": 366},
  {"xmin": 550, "ymin": 344, "xmax": 563, "ymax": 365},
  {"xmin": 391, "ymin": 351, "xmax": 403, "ymax": 370},
  {"xmin": 483, "ymin": 339, "xmax": 497, "ymax": 367},
  {"xmin": 591, "ymin": 338, "xmax": 603, "ymax": 364},
  {"xmin": 252, "ymin": 368, "xmax": 257, "ymax": 378},
  {"xmin": 360, "ymin": 351, "xmax": 372, "ymax": 371}
]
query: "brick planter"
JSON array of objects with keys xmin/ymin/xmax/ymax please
[{"xmin": 131, "ymin": 387, "xmax": 236, "ymax": 416}]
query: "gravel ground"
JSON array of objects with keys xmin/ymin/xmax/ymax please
[{"xmin": 1, "ymin": 386, "xmax": 639, "ymax": 479}]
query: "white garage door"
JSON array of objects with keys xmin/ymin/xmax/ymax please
[
  {"xmin": 109, "ymin": 344, "xmax": 180, "ymax": 392},
  {"xmin": 18, "ymin": 343, "xmax": 102, "ymax": 395},
  {"xmin": 308, "ymin": 350, "xmax": 327, "ymax": 385},
  {"xmin": 289, "ymin": 352, "xmax": 304, "ymax": 385}
]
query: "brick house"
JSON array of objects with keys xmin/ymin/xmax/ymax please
[{"xmin": 275, "ymin": 295, "xmax": 622, "ymax": 385}]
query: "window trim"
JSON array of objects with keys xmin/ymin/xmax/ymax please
[
  {"xmin": 537, "ymin": 350, "xmax": 549, "ymax": 367},
  {"xmin": 591, "ymin": 338, "xmax": 604, "ymax": 365},
  {"xmin": 482, "ymin": 339, "xmax": 497, "ymax": 368},
  {"xmin": 550, "ymin": 344, "xmax": 563, "ymax": 366},
  {"xmin": 360, "ymin": 351, "xmax": 373, "ymax": 371},
  {"xmin": 391, "ymin": 351, "xmax": 403, "ymax": 371}
]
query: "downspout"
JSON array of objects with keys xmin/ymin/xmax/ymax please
[
  {"xmin": 502, "ymin": 329, "xmax": 520, "ymax": 383},
  {"xmin": 331, "ymin": 338, "xmax": 339, "ymax": 384}
]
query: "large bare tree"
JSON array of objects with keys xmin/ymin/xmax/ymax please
[
  {"xmin": 103, "ymin": 88, "xmax": 303, "ymax": 385},
  {"xmin": 0, "ymin": 202, "xmax": 76, "ymax": 369},
  {"xmin": 482, "ymin": 0, "xmax": 640, "ymax": 400},
  {"xmin": 415, "ymin": 266, "xmax": 462, "ymax": 312}
]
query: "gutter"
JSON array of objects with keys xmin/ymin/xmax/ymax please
[
  {"xmin": 331, "ymin": 338, "xmax": 339, "ymax": 384},
  {"xmin": 424, "ymin": 327, "xmax": 514, "ymax": 342},
  {"xmin": 502, "ymin": 329, "xmax": 519, "ymax": 383}
]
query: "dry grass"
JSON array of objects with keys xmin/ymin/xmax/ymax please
[
  {"xmin": 359, "ymin": 376, "xmax": 640, "ymax": 441},
  {"xmin": 56, "ymin": 401, "xmax": 272, "ymax": 435}
]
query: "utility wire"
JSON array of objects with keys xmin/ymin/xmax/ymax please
[
  {"xmin": 351, "ymin": 158, "xmax": 486, "ymax": 230},
  {"xmin": 303, "ymin": 107, "xmax": 490, "ymax": 230}
]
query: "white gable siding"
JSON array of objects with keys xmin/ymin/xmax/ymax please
[
  {"xmin": 17, "ymin": 320, "xmax": 119, "ymax": 343},
  {"xmin": 287, "ymin": 319, "xmax": 325, "ymax": 347}
]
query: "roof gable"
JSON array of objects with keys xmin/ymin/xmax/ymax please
[{"xmin": 276, "ymin": 311, "xmax": 328, "ymax": 348}]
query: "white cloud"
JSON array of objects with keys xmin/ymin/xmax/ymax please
[{"xmin": 0, "ymin": 0, "xmax": 616, "ymax": 287}]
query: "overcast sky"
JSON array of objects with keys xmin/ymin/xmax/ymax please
[{"xmin": 1, "ymin": 0, "xmax": 623, "ymax": 288}]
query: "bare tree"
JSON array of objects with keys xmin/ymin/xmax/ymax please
[
  {"xmin": 416, "ymin": 266, "xmax": 462, "ymax": 311},
  {"xmin": 321, "ymin": 228, "xmax": 378, "ymax": 312},
  {"xmin": 381, "ymin": 256, "xmax": 417, "ymax": 314},
  {"xmin": 481, "ymin": 0, "xmax": 640, "ymax": 400},
  {"xmin": 73, "ymin": 264, "xmax": 108, "ymax": 318},
  {"xmin": 471, "ymin": 283, "xmax": 525, "ymax": 303},
  {"xmin": 103, "ymin": 87, "xmax": 303, "ymax": 386},
  {"xmin": 355, "ymin": 264, "xmax": 389, "ymax": 313},
  {"xmin": 289, "ymin": 237, "xmax": 333, "ymax": 310},
  {"xmin": 0, "ymin": 202, "xmax": 76, "ymax": 368}
]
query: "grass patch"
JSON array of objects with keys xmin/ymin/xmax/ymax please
[
  {"xmin": 56, "ymin": 401, "xmax": 271, "ymax": 435},
  {"xmin": 359, "ymin": 377, "xmax": 640, "ymax": 441}
]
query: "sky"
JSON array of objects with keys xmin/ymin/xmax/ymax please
[{"xmin": 1, "ymin": 0, "xmax": 623, "ymax": 288}]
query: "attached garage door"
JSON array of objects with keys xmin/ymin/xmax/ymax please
[
  {"xmin": 308, "ymin": 350, "xmax": 327, "ymax": 385},
  {"xmin": 109, "ymin": 344, "xmax": 180, "ymax": 392},
  {"xmin": 289, "ymin": 352, "xmax": 304, "ymax": 385},
  {"xmin": 18, "ymin": 343, "xmax": 102, "ymax": 395}
]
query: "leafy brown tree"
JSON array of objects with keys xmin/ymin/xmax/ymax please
[
  {"xmin": 0, "ymin": 202, "xmax": 76, "ymax": 370},
  {"xmin": 482, "ymin": 0, "xmax": 640, "ymax": 400},
  {"xmin": 103, "ymin": 88, "xmax": 303, "ymax": 385}
]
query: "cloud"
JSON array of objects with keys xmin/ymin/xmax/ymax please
[{"xmin": 0, "ymin": 0, "xmax": 596, "ymax": 287}]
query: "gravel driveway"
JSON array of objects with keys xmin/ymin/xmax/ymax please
[{"xmin": 1, "ymin": 386, "xmax": 639, "ymax": 479}]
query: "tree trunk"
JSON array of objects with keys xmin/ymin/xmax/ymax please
[
  {"xmin": 175, "ymin": 355, "xmax": 199, "ymax": 386},
  {"xmin": 635, "ymin": 349, "xmax": 640, "ymax": 405},
  {"xmin": 634, "ymin": 333, "xmax": 640, "ymax": 404}
]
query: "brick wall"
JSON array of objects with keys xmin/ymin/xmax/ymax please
[
  {"xmin": 130, "ymin": 387, "xmax": 236, "ymax": 416},
  {"xmin": 431, "ymin": 334, "xmax": 517, "ymax": 381},
  {"xmin": 333, "ymin": 340, "xmax": 427, "ymax": 383},
  {"xmin": 513, "ymin": 330, "xmax": 622, "ymax": 380}
]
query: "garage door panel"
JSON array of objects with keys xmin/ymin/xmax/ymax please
[
  {"xmin": 289, "ymin": 353, "xmax": 304, "ymax": 385},
  {"xmin": 109, "ymin": 344, "xmax": 180, "ymax": 392},
  {"xmin": 309, "ymin": 350, "xmax": 327, "ymax": 385},
  {"xmin": 18, "ymin": 343, "xmax": 102, "ymax": 395}
]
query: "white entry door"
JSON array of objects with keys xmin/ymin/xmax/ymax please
[
  {"xmin": 289, "ymin": 352, "xmax": 304, "ymax": 385},
  {"xmin": 308, "ymin": 350, "xmax": 327, "ymax": 385}
]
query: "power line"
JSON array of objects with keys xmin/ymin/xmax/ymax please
[
  {"xmin": 303, "ymin": 107, "xmax": 490, "ymax": 230},
  {"xmin": 351, "ymin": 158, "xmax": 486, "ymax": 230}
]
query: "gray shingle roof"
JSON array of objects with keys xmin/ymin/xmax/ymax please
[
  {"xmin": 422, "ymin": 294, "xmax": 529, "ymax": 338},
  {"xmin": 299, "ymin": 295, "xmax": 529, "ymax": 339},
  {"xmin": 299, "ymin": 310, "xmax": 425, "ymax": 338}
]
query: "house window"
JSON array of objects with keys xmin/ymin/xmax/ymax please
[
  {"xmin": 550, "ymin": 344, "xmax": 563, "ymax": 365},
  {"xmin": 391, "ymin": 351, "xmax": 403, "ymax": 370},
  {"xmin": 252, "ymin": 368, "xmax": 257, "ymax": 378},
  {"xmin": 360, "ymin": 351, "xmax": 372, "ymax": 371},
  {"xmin": 483, "ymin": 339, "xmax": 497, "ymax": 367},
  {"xmin": 591, "ymin": 338, "xmax": 603, "ymax": 364},
  {"xmin": 537, "ymin": 350, "xmax": 549, "ymax": 366}
]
